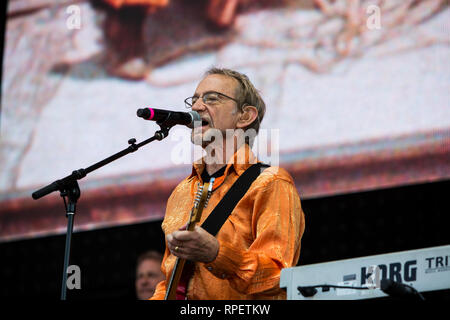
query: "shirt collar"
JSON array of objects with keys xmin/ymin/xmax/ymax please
[{"xmin": 190, "ymin": 143, "xmax": 259, "ymax": 182}]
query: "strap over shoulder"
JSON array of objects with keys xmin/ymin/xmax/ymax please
[{"xmin": 201, "ymin": 162, "xmax": 269, "ymax": 237}]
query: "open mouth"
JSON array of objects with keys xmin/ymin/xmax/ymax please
[{"xmin": 201, "ymin": 119, "xmax": 210, "ymax": 127}]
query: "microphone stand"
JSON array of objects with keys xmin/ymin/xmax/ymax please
[{"xmin": 31, "ymin": 123, "xmax": 173, "ymax": 300}]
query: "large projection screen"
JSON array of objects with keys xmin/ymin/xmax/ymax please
[{"xmin": 1, "ymin": 0, "xmax": 449, "ymax": 242}]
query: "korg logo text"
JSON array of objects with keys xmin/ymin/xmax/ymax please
[{"xmin": 361, "ymin": 260, "xmax": 417, "ymax": 285}]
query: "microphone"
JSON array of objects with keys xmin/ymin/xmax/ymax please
[
  {"xmin": 137, "ymin": 108, "xmax": 200, "ymax": 128},
  {"xmin": 380, "ymin": 279, "xmax": 425, "ymax": 300}
]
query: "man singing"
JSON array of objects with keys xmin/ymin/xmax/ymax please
[{"xmin": 150, "ymin": 68, "xmax": 305, "ymax": 300}]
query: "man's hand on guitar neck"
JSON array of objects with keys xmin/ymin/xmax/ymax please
[{"xmin": 167, "ymin": 224, "xmax": 219, "ymax": 263}]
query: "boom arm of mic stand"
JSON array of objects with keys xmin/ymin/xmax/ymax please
[
  {"xmin": 30, "ymin": 124, "xmax": 173, "ymax": 300},
  {"xmin": 31, "ymin": 124, "xmax": 172, "ymax": 200}
]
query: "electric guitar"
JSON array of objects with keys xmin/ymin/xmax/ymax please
[{"xmin": 164, "ymin": 177, "xmax": 215, "ymax": 300}]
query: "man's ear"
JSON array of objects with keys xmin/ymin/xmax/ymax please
[{"xmin": 237, "ymin": 105, "xmax": 258, "ymax": 129}]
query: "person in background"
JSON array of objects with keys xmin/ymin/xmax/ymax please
[{"xmin": 135, "ymin": 250, "xmax": 165, "ymax": 300}]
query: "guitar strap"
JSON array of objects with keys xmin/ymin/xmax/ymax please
[
  {"xmin": 201, "ymin": 162, "xmax": 270, "ymax": 236},
  {"xmin": 175, "ymin": 162, "xmax": 269, "ymax": 300}
]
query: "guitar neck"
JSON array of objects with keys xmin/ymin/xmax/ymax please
[{"xmin": 185, "ymin": 219, "xmax": 198, "ymax": 232}]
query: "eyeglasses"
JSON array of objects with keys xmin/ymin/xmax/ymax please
[{"xmin": 184, "ymin": 91, "xmax": 239, "ymax": 109}]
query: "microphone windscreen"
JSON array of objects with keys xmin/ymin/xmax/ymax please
[
  {"xmin": 187, "ymin": 111, "xmax": 201, "ymax": 128},
  {"xmin": 137, "ymin": 108, "xmax": 151, "ymax": 119}
]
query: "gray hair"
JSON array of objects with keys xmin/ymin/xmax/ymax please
[{"xmin": 205, "ymin": 68, "xmax": 266, "ymax": 143}]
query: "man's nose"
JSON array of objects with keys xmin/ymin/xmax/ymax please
[{"xmin": 192, "ymin": 99, "xmax": 206, "ymax": 112}]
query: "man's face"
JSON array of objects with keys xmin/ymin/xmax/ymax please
[
  {"xmin": 190, "ymin": 74, "xmax": 242, "ymax": 148},
  {"xmin": 135, "ymin": 259, "xmax": 164, "ymax": 300}
]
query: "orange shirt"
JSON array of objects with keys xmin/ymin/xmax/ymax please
[{"xmin": 151, "ymin": 144, "xmax": 305, "ymax": 300}]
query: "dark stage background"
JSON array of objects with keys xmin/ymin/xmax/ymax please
[{"xmin": 1, "ymin": 179, "xmax": 449, "ymax": 300}]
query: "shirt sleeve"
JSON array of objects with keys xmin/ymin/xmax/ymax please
[
  {"xmin": 149, "ymin": 280, "xmax": 166, "ymax": 300},
  {"xmin": 149, "ymin": 246, "xmax": 170, "ymax": 300},
  {"xmin": 149, "ymin": 182, "xmax": 184, "ymax": 300},
  {"xmin": 149, "ymin": 179, "xmax": 193, "ymax": 300},
  {"xmin": 203, "ymin": 176, "xmax": 305, "ymax": 295}
]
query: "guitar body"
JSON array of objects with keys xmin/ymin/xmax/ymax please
[{"xmin": 164, "ymin": 178, "xmax": 214, "ymax": 300}]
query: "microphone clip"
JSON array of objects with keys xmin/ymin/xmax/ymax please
[{"xmin": 154, "ymin": 123, "xmax": 171, "ymax": 141}]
